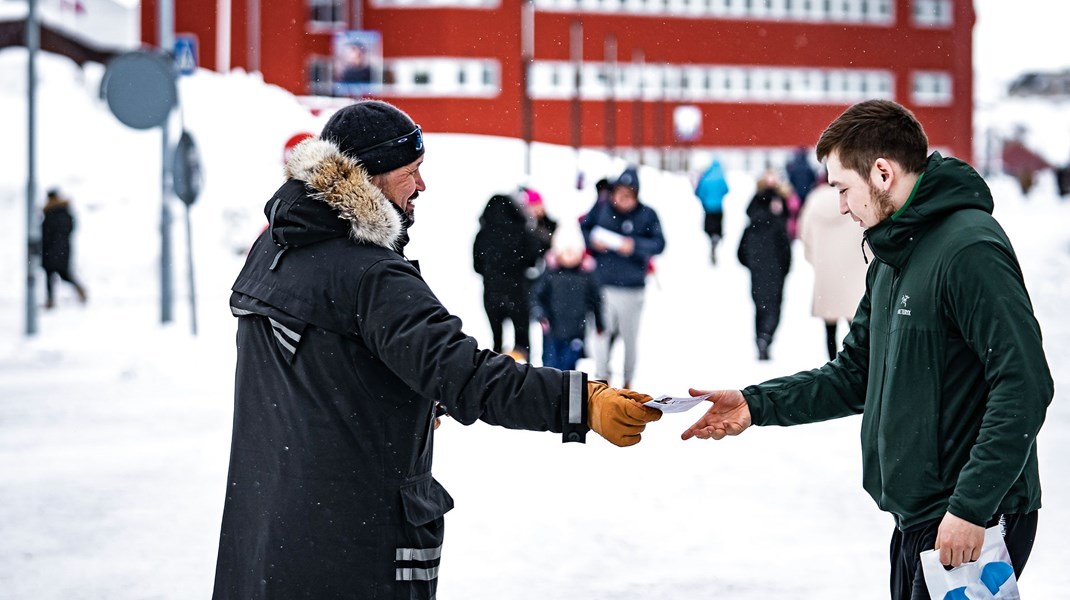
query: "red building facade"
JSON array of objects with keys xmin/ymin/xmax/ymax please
[{"xmin": 141, "ymin": 0, "xmax": 974, "ymax": 170}]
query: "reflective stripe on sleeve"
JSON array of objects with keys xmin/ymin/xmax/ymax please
[{"xmin": 568, "ymin": 370, "xmax": 584, "ymax": 424}]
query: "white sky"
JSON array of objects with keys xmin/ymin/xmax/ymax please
[{"xmin": 973, "ymin": 0, "xmax": 1070, "ymax": 102}]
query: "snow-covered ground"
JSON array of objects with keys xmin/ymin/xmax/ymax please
[{"xmin": 1, "ymin": 43, "xmax": 1068, "ymax": 599}]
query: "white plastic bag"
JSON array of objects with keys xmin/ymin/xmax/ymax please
[{"xmin": 920, "ymin": 525, "xmax": 1020, "ymax": 600}]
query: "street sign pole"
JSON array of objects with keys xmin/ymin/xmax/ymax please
[
  {"xmin": 159, "ymin": 0, "xmax": 175, "ymax": 325},
  {"xmin": 25, "ymin": 0, "xmax": 40, "ymax": 336}
]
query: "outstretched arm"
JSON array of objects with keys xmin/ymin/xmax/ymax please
[{"xmin": 680, "ymin": 389, "xmax": 752, "ymax": 440}]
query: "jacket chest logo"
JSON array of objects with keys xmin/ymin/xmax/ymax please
[{"xmin": 897, "ymin": 294, "xmax": 912, "ymax": 316}]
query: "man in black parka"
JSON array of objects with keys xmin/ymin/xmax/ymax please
[{"xmin": 211, "ymin": 100, "xmax": 662, "ymax": 600}]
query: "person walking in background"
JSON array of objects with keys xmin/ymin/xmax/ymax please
[
  {"xmin": 797, "ymin": 178, "xmax": 868, "ymax": 360},
  {"xmin": 682, "ymin": 99, "xmax": 1052, "ymax": 600},
  {"xmin": 473, "ymin": 193, "xmax": 542, "ymax": 361},
  {"xmin": 519, "ymin": 186, "xmax": 557, "ymax": 357},
  {"xmin": 786, "ymin": 148, "xmax": 817, "ymax": 239},
  {"xmin": 531, "ymin": 229, "xmax": 603, "ymax": 371},
  {"xmin": 521, "ymin": 186, "xmax": 557, "ymax": 262},
  {"xmin": 40, "ymin": 188, "xmax": 87, "ymax": 309},
  {"xmin": 593, "ymin": 177, "xmax": 612, "ymax": 205},
  {"xmin": 786, "ymin": 146, "xmax": 817, "ymax": 209},
  {"xmin": 736, "ymin": 172, "xmax": 792, "ymax": 360},
  {"xmin": 694, "ymin": 158, "xmax": 729, "ymax": 264},
  {"xmin": 215, "ymin": 100, "xmax": 662, "ymax": 600},
  {"xmin": 581, "ymin": 166, "xmax": 665, "ymax": 388}
]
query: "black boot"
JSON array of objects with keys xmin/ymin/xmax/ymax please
[{"xmin": 757, "ymin": 337, "xmax": 770, "ymax": 361}]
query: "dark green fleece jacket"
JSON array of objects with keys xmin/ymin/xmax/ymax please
[{"xmin": 744, "ymin": 152, "xmax": 1053, "ymax": 530}]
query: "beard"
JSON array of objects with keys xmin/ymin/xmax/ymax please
[
  {"xmin": 868, "ymin": 180, "xmax": 897, "ymax": 224},
  {"xmin": 403, "ymin": 192, "xmax": 418, "ymax": 227}
]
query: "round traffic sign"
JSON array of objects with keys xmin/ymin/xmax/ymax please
[{"xmin": 103, "ymin": 51, "xmax": 178, "ymax": 130}]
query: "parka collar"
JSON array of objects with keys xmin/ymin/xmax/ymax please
[
  {"xmin": 269, "ymin": 137, "xmax": 404, "ymax": 252},
  {"xmin": 864, "ymin": 152, "xmax": 993, "ymax": 268}
]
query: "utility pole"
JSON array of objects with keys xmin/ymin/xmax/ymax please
[
  {"xmin": 570, "ymin": 20, "xmax": 583, "ymax": 186},
  {"xmin": 25, "ymin": 0, "xmax": 40, "ymax": 335},
  {"xmin": 603, "ymin": 33, "xmax": 616, "ymax": 157},
  {"xmin": 632, "ymin": 49, "xmax": 644, "ymax": 165},
  {"xmin": 159, "ymin": 0, "xmax": 175, "ymax": 324},
  {"xmin": 520, "ymin": 0, "xmax": 535, "ymax": 176}
]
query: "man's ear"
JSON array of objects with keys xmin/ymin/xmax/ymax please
[{"xmin": 871, "ymin": 158, "xmax": 896, "ymax": 191}]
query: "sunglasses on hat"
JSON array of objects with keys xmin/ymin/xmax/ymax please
[{"xmin": 355, "ymin": 125, "xmax": 424, "ymax": 157}]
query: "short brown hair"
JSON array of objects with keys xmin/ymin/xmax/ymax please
[{"xmin": 815, "ymin": 100, "xmax": 928, "ymax": 177}]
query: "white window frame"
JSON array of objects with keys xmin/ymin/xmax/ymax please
[
  {"xmin": 911, "ymin": 70, "xmax": 953, "ymax": 105},
  {"xmin": 912, "ymin": 0, "xmax": 952, "ymax": 27}
]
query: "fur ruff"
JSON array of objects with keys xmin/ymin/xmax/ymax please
[{"xmin": 284, "ymin": 138, "xmax": 402, "ymax": 249}]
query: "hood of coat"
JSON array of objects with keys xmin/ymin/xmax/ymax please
[
  {"xmin": 43, "ymin": 198, "xmax": 70, "ymax": 213},
  {"xmin": 864, "ymin": 152, "xmax": 993, "ymax": 268},
  {"xmin": 479, "ymin": 194, "xmax": 528, "ymax": 230},
  {"xmin": 746, "ymin": 188, "xmax": 787, "ymax": 228},
  {"xmin": 265, "ymin": 138, "xmax": 403, "ymax": 251}
]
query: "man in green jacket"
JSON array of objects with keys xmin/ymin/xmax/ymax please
[{"xmin": 682, "ymin": 99, "xmax": 1052, "ymax": 600}]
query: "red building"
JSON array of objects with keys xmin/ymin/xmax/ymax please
[{"xmin": 140, "ymin": 0, "xmax": 974, "ymax": 170}]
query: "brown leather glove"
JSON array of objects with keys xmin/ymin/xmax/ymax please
[{"xmin": 587, "ymin": 381, "xmax": 661, "ymax": 447}]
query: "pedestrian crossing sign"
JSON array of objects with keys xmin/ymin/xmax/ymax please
[{"xmin": 174, "ymin": 35, "xmax": 198, "ymax": 76}]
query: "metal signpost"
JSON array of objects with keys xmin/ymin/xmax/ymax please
[{"xmin": 102, "ymin": 50, "xmax": 178, "ymax": 325}]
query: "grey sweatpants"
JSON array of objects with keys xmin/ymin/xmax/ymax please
[{"xmin": 594, "ymin": 286, "xmax": 646, "ymax": 385}]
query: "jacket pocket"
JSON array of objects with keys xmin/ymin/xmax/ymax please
[
  {"xmin": 393, "ymin": 476, "xmax": 455, "ymax": 600},
  {"xmin": 400, "ymin": 475, "xmax": 455, "ymax": 526}
]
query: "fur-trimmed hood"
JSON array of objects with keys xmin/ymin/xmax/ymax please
[{"xmin": 268, "ymin": 138, "xmax": 403, "ymax": 251}]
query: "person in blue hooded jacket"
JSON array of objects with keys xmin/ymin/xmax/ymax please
[
  {"xmin": 580, "ymin": 166, "xmax": 665, "ymax": 388},
  {"xmin": 694, "ymin": 158, "xmax": 729, "ymax": 264},
  {"xmin": 682, "ymin": 100, "xmax": 1052, "ymax": 600}
]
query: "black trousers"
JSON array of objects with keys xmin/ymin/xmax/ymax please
[
  {"xmin": 483, "ymin": 288, "xmax": 531, "ymax": 356},
  {"xmin": 44, "ymin": 266, "xmax": 83, "ymax": 303},
  {"xmin": 889, "ymin": 511, "xmax": 1038, "ymax": 600},
  {"xmin": 703, "ymin": 212, "xmax": 723, "ymax": 240}
]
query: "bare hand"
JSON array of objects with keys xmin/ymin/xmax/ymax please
[
  {"xmin": 680, "ymin": 389, "xmax": 752, "ymax": 440},
  {"xmin": 934, "ymin": 512, "xmax": 984, "ymax": 568},
  {"xmin": 618, "ymin": 237, "xmax": 635, "ymax": 256}
]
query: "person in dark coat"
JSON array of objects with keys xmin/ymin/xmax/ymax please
[
  {"xmin": 531, "ymin": 236, "xmax": 603, "ymax": 370},
  {"xmin": 521, "ymin": 186, "xmax": 556, "ymax": 262},
  {"xmin": 40, "ymin": 188, "xmax": 87, "ymax": 308},
  {"xmin": 786, "ymin": 146, "xmax": 817, "ymax": 208},
  {"xmin": 472, "ymin": 193, "xmax": 542, "ymax": 360},
  {"xmin": 737, "ymin": 177, "xmax": 792, "ymax": 360},
  {"xmin": 212, "ymin": 100, "xmax": 662, "ymax": 600}
]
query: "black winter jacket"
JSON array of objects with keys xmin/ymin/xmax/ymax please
[
  {"xmin": 737, "ymin": 188, "xmax": 792, "ymax": 282},
  {"xmin": 41, "ymin": 200, "xmax": 75, "ymax": 271},
  {"xmin": 531, "ymin": 264, "xmax": 604, "ymax": 340},
  {"xmin": 212, "ymin": 138, "xmax": 589, "ymax": 600},
  {"xmin": 472, "ymin": 194, "xmax": 541, "ymax": 293}
]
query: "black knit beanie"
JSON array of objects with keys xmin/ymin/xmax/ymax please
[{"xmin": 320, "ymin": 100, "xmax": 425, "ymax": 176}]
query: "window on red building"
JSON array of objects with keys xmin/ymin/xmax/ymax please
[
  {"xmin": 308, "ymin": 0, "xmax": 347, "ymax": 29},
  {"xmin": 912, "ymin": 0, "xmax": 952, "ymax": 27}
]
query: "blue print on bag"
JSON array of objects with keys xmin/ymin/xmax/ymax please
[
  {"xmin": 941, "ymin": 560, "xmax": 1015, "ymax": 599},
  {"xmin": 979, "ymin": 561, "xmax": 1014, "ymax": 594}
]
